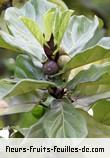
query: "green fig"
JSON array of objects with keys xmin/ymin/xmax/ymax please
[{"xmin": 57, "ymin": 55, "xmax": 71, "ymax": 68}]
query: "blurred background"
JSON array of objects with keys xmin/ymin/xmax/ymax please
[{"xmin": 0, "ymin": 0, "xmax": 110, "ymax": 131}]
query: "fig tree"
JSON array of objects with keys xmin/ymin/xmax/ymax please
[{"xmin": 43, "ymin": 60, "xmax": 59, "ymax": 75}]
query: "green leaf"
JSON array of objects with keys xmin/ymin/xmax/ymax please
[
  {"xmin": 27, "ymin": 99, "xmax": 88, "ymax": 138},
  {"xmin": 0, "ymin": 31, "xmax": 21, "ymax": 52},
  {"xmin": 0, "ymin": 93, "xmax": 41, "ymax": 116},
  {"xmin": 74, "ymin": 74, "xmax": 110, "ymax": 97},
  {"xmin": 0, "ymin": 78, "xmax": 53, "ymax": 116},
  {"xmin": 44, "ymin": 8, "xmax": 73, "ymax": 45},
  {"xmin": 73, "ymin": 92, "xmax": 110, "ymax": 110},
  {"xmin": 67, "ymin": 62, "xmax": 110, "ymax": 90},
  {"xmin": 21, "ymin": 17, "xmax": 45, "ymax": 46},
  {"xmin": 30, "ymin": 0, "xmax": 59, "ymax": 23},
  {"xmin": 54, "ymin": 9, "xmax": 73, "ymax": 46},
  {"xmin": 92, "ymin": 100, "xmax": 110, "ymax": 126},
  {"xmin": 2, "ymin": 3, "xmax": 45, "ymax": 62},
  {"xmin": 0, "ymin": 27, "xmax": 43, "ymax": 64},
  {"xmin": 26, "ymin": 119, "xmax": 47, "ymax": 138},
  {"xmin": 5, "ymin": 79, "xmax": 56, "ymax": 98},
  {"xmin": 82, "ymin": 29, "xmax": 104, "ymax": 51},
  {"xmin": 0, "ymin": 91, "xmax": 44, "ymax": 116},
  {"xmin": 62, "ymin": 15, "xmax": 99, "ymax": 55},
  {"xmin": 62, "ymin": 41, "xmax": 110, "ymax": 73},
  {"xmin": 72, "ymin": 74, "xmax": 110, "ymax": 108},
  {"xmin": 43, "ymin": 99, "xmax": 87, "ymax": 137},
  {"xmin": 18, "ymin": 111, "xmax": 37, "ymax": 128},
  {"xmin": 80, "ymin": 110, "xmax": 110, "ymax": 137},
  {"xmin": 43, "ymin": 8, "xmax": 56, "ymax": 41},
  {"xmin": 15, "ymin": 55, "xmax": 44, "ymax": 80}
]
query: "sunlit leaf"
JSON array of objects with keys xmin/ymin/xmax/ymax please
[{"xmin": 21, "ymin": 17, "xmax": 45, "ymax": 46}]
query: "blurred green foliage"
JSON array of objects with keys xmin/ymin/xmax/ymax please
[{"xmin": 64, "ymin": 0, "xmax": 110, "ymax": 34}]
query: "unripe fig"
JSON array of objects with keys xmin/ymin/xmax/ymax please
[
  {"xmin": 43, "ymin": 60, "xmax": 59, "ymax": 75},
  {"xmin": 57, "ymin": 55, "xmax": 71, "ymax": 68},
  {"xmin": 32, "ymin": 105, "xmax": 45, "ymax": 119}
]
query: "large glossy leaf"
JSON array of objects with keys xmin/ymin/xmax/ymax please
[
  {"xmin": 21, "ymin": 17, "xmax": 45, "ymax": 46},
  {"xmin": 43, "ymin": 99, "xmax": 87, "ymax": 137},
  {"xmin": 74, "ymin": 74, "xmax": 110, "ymax": 97},
  {"xmin": 61, "ymin": 38, "xmax": 110, "ymax": 74},
  {"xmin": 82, "ymin": 29, "xmax": 104, "ymax": 51},
  {"xmin": 0, "ymin": 79, "xmax": 49, "ymax": 115},
  {"xmin": 5, "ymin": 79, "xmax": 56, "ymax": 98},
  {"xmin": 4, "ymin": 8, "xmax": 44, "ymax": 62},
  {"xmin": 92, "ymin": 100, "xmax": 110, "ymax": 126},
  {"xmin": 1, "ymin": 92, "xmax": 41, "ymax": 115},
  {"xmin": 0, "ymin": 78, "xmax": 54, "ymax": 115},
  {"xmin": 61, "ymin": 15, "xmax": 99, "ymax": 55},
  {"xmin": 0, "ymin": 31, "xmax": 21, "ymax": 52},
  {"xmin": 67, "ymin": 62, "xmax": 110, "ymax": 90},
  {"xmin": 73, "ymin": 92, "xmax": 110, "ymax": 110},
  {"xmin": 26, "ymin": 120, "xmax": 47, "ymax": 138},
  {"xmin": 15, "ymin": 55, "xmax": 44, "ymax": 80},
  {"xmin": 72, "ymin": 74, "xmax": 110, "ymax": 108},
  {"xmin": 80, "ymin": 110, "xmax": 110, "ymax": 137},
  {"xmin": 26, "ymin": 99, "xmax": 88, "ymax": 138}
]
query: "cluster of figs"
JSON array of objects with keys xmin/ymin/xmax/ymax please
[
  {"xmin": 42, "ymin": 34, "xmax": 71, "ymax": 99},
  {"xmin": 43, "ymin": 34, "xmax": 71, "ymax": 76}
]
